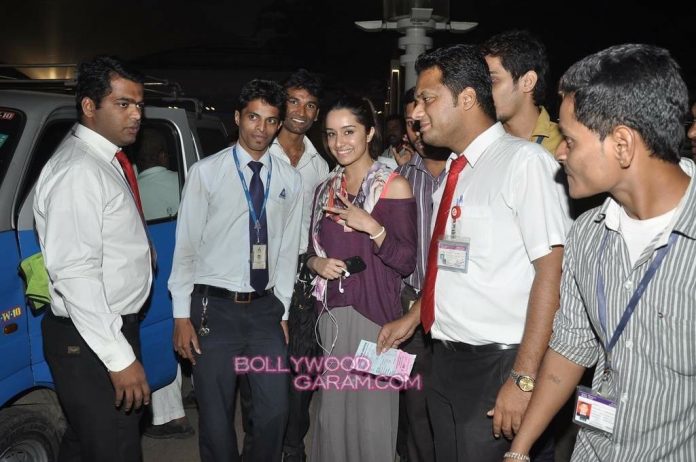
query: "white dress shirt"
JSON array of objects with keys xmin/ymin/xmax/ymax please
[
  {"xmin": 168, "ymin": 144, "xmax": 303, "ymax": 320},
  {"xmin": 137, "ymin": 166, "xmax": 180, "ymax": 220},
  {"xmin": 33, "ymin": 124, "xmax": 153, "ymax": 372},
  {"xmin": 269, "ymin": 136, "xmax": 329, "ymax": 254},
  {"xmin": 431, "ymin": 123, "xmax": 571, "ymax": 344}
]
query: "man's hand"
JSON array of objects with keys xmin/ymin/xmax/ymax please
[
  {"xmin": 376, "ymin": 303, "xmax": 420, "ymax": 354},
  {"xmin": 174, "ymin": 318, "xmax": 201, "ymax": 365},
  {"xmin": 281, "ymin": 320, "xmax": 289, "ymax": 344},
  {"xmin": 109, "ymin": 360, "xmax": 150, "ymax": 412},
  {"xmin": 487, "ymin": 379, "xmax": 532, "ymax": 440},
  {"xmin": 391, "ymin": 143, "xmax": 414, "ymax": 167}
]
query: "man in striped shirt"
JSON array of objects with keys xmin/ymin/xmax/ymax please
[{"xmin": 507, "ymin": 44, "xmax": 696, "ymax": 461}]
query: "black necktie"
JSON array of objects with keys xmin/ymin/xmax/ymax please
[{"xmin": 248, "ymin": 161, "xmax": 268, "ymax": 294}]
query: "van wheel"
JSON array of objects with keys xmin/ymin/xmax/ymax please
[{"xmin": 0, "ymin": 408, "xmax": 60, "ymax": 462}]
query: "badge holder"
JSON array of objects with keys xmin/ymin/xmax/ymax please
[{"xmin": 436, "ymin": 203, "xmax": 470, "ymax": 273}]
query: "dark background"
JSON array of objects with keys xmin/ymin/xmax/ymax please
[{"xmin": 2, "ymin": 0, "xmax": 695, "ymax": 125}]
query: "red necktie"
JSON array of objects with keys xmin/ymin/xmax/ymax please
[
  {"xmin": 421, "ymin": 154, "xmax": 468, "ymax": 333},
  {"xmin": 115, "ymin": 150, "xmax": 144, "ymax": 215}
]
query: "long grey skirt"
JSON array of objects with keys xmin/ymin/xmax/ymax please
[{"xmin": 309, "ymin": 306, "xmax": 398, "ymax": 462}]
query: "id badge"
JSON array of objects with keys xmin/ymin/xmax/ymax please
[
  {"xmin": 252, "ymin": 244, "xmax": 267, "ymax": 270},
  {"xmin": 437, "ymin": 238, "xmax": 470, "ymax": 273},
  {"xmin": 573, "ymin": 386, "xmax": 616, "ymax": 434}
]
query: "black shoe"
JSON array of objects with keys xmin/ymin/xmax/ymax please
[{"xmin": 143, "ymin": 419, "xmax": 195, "ymax": 439}]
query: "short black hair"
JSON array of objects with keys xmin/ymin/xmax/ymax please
[
  {"xmin": 481, "ymin": 30, "xmax": 550, "ymax": 106},
  {"xmin": 283, "ymin": 69, "xmax": 322, "ymax": 100},
  {"xmin": 415, "ymin": 44, "xmax": 496, "ymax": 120},
  {"xmin": 403, "ymin": 87, "xmax": 416, "ymax": 110},
  {"xmin": 559, "ymin": 43, "xmax": 689, "ymax": 164},
  {"xmin": 236, "ymin": 79, "xmax": 286, "ymax": 121},
  {"xmin": 75, "ymin": 55, "xmax": 144, "ymax": 117}
]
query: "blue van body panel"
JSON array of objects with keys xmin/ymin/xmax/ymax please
[
  {"xmin": 3, "ymin": 221, "xmax": 178, "ymax": 402},
  {"xmin": 0, "ymin": 230, "xmax": 32, "ymax": 406}
]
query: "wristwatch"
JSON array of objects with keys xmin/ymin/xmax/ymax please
[{"xmin": 510, "ymin": 369, "xmax": 535, "ymax": 392}]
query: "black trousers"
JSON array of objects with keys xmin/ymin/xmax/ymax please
[
  {"xmin": 191, "ymin": 291, "xmax": 289, "ymax": 462},
  {"xmin": 397, "ymin": 285, "xmax": 435, "ymax": 462},
  {"xmin": 42, "ymin": 310, "xmax": 143, "ymax": 462},
  {"xmin": 428, "ymin": 341, "xmax": 517, "ymax": 462}
]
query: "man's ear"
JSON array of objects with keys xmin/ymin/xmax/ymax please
[
  {"xmin": 458, "ymin": 87, "xmax": 477, "ymax": 111},
  {"xmin": 234, "ymin": 110, "xmax": 240, "ymax": 127},
  {"xmin": 611, "ymin": 125, "xmax": 636, "ymax": 169},
  {"xmin": 520, "ymin": 70, "xmax": 538, "ymax": 95},
  {"xmin": 81, "ymin": 97, "xmax": 97, "ymax": 119}
]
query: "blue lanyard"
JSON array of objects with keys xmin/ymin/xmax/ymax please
[
  {"xmin": 596, "ymin": 230, "xmax": 677, "ymax": 356},
  {"xmin": 231, "ymin": 146, "xmax": 272, "ymax": 240}
]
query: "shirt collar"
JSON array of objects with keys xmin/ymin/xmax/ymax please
[
  {"xmin": 531, "ymin": 106, "xmax": 554, "ymax": 140},
  {"xmin": 137, "ymin": 165, "xmax": 167, "ymax": 178},
  {"xmin": 73, "ymin": 123, "xmax": 121, "ymax": 162},
  {"xmin": 596, "ymin": 157, "xmax": 696, "ymax": 242},
  {"xmin": 235, "ymin": 143, "xmax": 271, "ymax": 170},
  {"xmin": 270, "ymin": 135, "xmax": 318, "ymax": 165},
  {"xmin": 446, "ymin": 122, "xmax": 506, "ymax": 170}
]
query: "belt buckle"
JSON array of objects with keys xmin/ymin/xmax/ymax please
[{"xmin": 234, "ymin": 292, "xmax": 253, "ymax": 304}]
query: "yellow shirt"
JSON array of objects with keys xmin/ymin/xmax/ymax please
[{"xmin": 530, "ymin": 106, "xmax": 562, "ymax": 157}]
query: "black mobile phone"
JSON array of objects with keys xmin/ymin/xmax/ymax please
[{"xmin": 344, "ymin": 255, "xmax": 367, "ymax": 275}]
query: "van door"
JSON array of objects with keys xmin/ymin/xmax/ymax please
[{"xmin": 0, "ymin": 107, "xmax": 33, "ymax": 405}]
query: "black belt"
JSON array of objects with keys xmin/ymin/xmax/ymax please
[
  {"xmin": 194, "ymin": 284, "xmax": 273, "ymax": 304},
  {"xmin": 438, "ymin": 340, "xmax": 519, "ymax": 353},
  {"xmin": 49, "ymin": 311, "xmax": 140, "ymax": 325}
]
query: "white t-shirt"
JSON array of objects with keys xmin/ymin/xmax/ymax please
[{"xmin": 618, "ymin": 206, "xmax": 676, "ymax": 266}]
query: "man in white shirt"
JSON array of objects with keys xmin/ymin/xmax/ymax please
[
  {"xmin": 136, "ymin": 127, "xmax": 180, "ymax": 221},
  {"xmin": 169, "ymin": 79, "xmax": 303, "ymax": 462},
  {"xmin": 34, "ymin": 56, "xmax": 152, "ymax": 462},
  {"xmin": 267, "ymin": 69, "xmax": 328, "ymax": 462},
  {"xmin": 378, "ymin": 44, "xmax": 570, "ymax": 461}
]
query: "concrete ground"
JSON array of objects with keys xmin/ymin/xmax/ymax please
[{"xmin": 142, "ymin": 374, "xmax": 316, "ymax": 462}]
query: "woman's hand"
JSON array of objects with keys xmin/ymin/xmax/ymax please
[
  {"xmin": 308, "ymin": 256, "xmax": 347, "ymax": 280},
  {"xmin": 323, "ymin": 194, "xmax": 382, "ymax": 236}
]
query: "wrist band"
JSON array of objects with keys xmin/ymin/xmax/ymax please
[
  {"xmin": 503, "ymin": 452, "xmax": 530, "ymax": 462},
  {"xmin": 369, "ymin": 226, "xmax": 386, "ymax": 240}
]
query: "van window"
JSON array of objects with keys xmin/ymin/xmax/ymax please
[
  {"xmin": 127, "ymin": 121, "xmax": 183, "ymax": 222},
  {"xmin": 197, "ymin": 127, "xmax": 229, "ymax": 157},
  {"xmin": 0, "ymin": 109, "xmax": 26, "ymax": 188},
  {"xmin": 16, "ymin": 119, "xmax": 74, "ymax": 211}
]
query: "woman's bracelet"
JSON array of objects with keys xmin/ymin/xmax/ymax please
[
  {"xmin": 503, "ymin": 452, "xmax": 530, "ymax": 462},
  {"xmin": 369, "ymin": 226, "xmax": 386, "ymax": 240}
]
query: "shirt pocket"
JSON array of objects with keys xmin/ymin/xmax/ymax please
[
  {"xmin": 658, "ymin": 313, "xmax": 696, "ymax": 376},
  {"xmin": 266, "ymin": 193, "xmax": 291, "ymax": 240},
  {"xmin": 456, "ymin": 206, "xmax": 492, "ymax": 258}
]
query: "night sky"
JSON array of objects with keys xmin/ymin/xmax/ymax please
[{"xmin": 2, "ymin": 0, "xmax": 695, "ymax": 121}]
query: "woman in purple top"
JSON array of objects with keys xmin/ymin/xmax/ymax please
[{"xmin": 306, "ymin": 95, "xmax": 417, "ymax": 462}]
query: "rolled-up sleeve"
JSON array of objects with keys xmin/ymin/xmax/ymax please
[{"xmin": 549, "ymin": 228, "xmax": 601, "ymax": 367}]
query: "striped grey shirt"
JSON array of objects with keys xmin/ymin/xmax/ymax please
[
  {"xmin": 396, "ymin": 154, "xmax": 447, "ymax": 291},
  {"xmin": 549, "ymin": 159, "xmax": 696, "ymax": 461}
]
